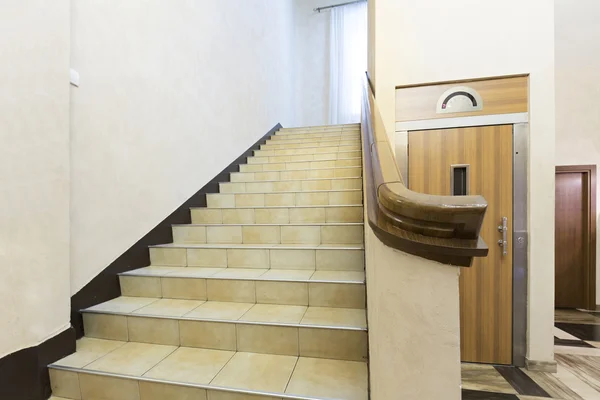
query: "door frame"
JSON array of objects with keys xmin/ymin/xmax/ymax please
[
  {"xmin": 396, "ymin": 112, "xmax": 529, "ymax": 366},
  {"xmin": 555, "ymin": 165, "xmax": 597, "ymax": 310}
]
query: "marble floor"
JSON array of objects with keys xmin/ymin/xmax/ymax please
[{"xmin": 462, "ymin": 309, "xmax": 600, "ymax": 399}]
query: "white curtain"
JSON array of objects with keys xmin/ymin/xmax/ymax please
[{"xmin": 328, "ymin": 1, "xmax": 368, "ymax": 124}]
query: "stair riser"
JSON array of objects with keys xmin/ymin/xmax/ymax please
[
  {"xmin": 260, "ymin": 139, "xmax": 359, "ymax": 150},
  {"xmin": 172, "ymin": 225, "xmax": 364, "ymax": 245},
  {"xmin": 119, "ymin": 275, "xmax": 365, "ymax": 307},
  {"xmin": 231, "ymin": 168, "xmax": 362, "ymax": 182},
  {"xmin": 254, "ymin": 145, "xmax": 360, "ymax": 157},
  {"xmin": 149, "ymin": 247, "xmax": 365, "ymax": 270},
  {"xmin": 277, "ymin": 128, "xmax": 359, "ymax": 135},
  {"xmin": 266, "ymin": 135, "xmax": 360, "ymax": 145},
  {"xmin": 191, "ymin": 206, "xmax": 364, "ymax": 224},
  {"xmin": 239, "ymin": 161, "xmax": 361, "ymax": 173},
  {"xmin": 270, "ymin": 132, "xmax": 359, "ymax": 141},
  {"xmin": 247, "ymin": 151, "xmax": 361, "ymax": 164},
  {"xmin": 206, "ymin": 191, "xmax": 362, "ymax": 208},
  {"xmin": 220, "ymin": 178, "xmax": 362, "ymax": 193},
  {"xmin": 81, "ymin": 313, "xmax": 367, "ymax": 361}
]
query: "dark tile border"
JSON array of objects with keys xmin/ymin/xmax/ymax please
[
  {"xmin": 554, "ymin": 337, "xmax": 595, "ymax": 348},
  {"xmin": 555, "ymin": 322, "xmax": 600, "ymax": 341},
  {"xmin": 494, "ymin": 366, "xmax": 550, "ymax": 397},
  {"xmin": 461, "ymin": 389, "xmax": 518, "ymax": 399},
  {"xmin": 0, "ymin": 327, "xmax": 75, "ymax": 400},
  {"xmin": 70, "ymin": 123, "xmax": 282, "ymax": 338}
]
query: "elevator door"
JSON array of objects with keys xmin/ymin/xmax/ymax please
[{"xmin": 408, "ymin": 125, "xmax": 513, "ymax": 364}]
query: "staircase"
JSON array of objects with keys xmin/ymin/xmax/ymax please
[{"xmin": 49, "ymin": 124, "xmax": 368, "ymax": 400}]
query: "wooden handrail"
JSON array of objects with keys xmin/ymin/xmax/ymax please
[{"xmin": 362, "ymin": 74, "xmax": 488, "ymax": 266}]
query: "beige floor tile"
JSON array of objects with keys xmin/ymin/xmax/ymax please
[
  {"xmin": 240, "ymin": 304, "xmax": 307, "ymax": 323},
  {"xmin": 309, "ymin": 282, "xmax": 366, "ymax": 309},
  {"xmin": 49, "ymin": 369, "xmax": 81, "ymax": 399},
  {"xmin": 264, "ymin": 193, "xmax": 295, "ymax": 207},
  {"xmin": 316, "ymin": 249, "xmax": 364, "ymax": 271},
  {"xmin": 119, "ymin": 276, "xmax": 162, "ymax": 297},
  {"xmin": 150, "ymin": 247, "xmax": 187, "ymax": 266},
  {"xmin": 185, "ymin": 301, "xmax": 253, "ymax": 320},
  {"xmin": 301, "ymin": 307, "xmax": 367, "ymax": 329},
  {"xmin": 207, "ymin": 194, "xmax": 235, "ymax": 208},
  {"xmin": 210, "ymin": 352, "xmax": 297, "ymax": 392},
  {"xmin": 83, "ymin": 313, "xmax": 128, "ymax": 341},
  {"xmin": 325, "ymin": 206, "xmax": 363, "ymax": 222},
  {"xmin": 207, "ymin": 226, "xmax": 243, "ymax": 244},
  {"xmin": 220, "ymin": 182, "xmax": 247, "ymax": 193},
  {"xmin": 133, "ymin": 299, "xmax": 204, "ymax": 317},
  {"xmin": 222, "ymin": 209, "xmax": 255, "ymax": 224},
  {"xmin": 187, "ymin": 249, "xmax": 228, "ymax": 267},
  {"xmin": 236, "ymin": 193, "xmax": 265, "ymax": 207},
  {"xmin": 242, "ymin": 225, "xmax": 280, "ymax": 244},
  {"xmin": 48, "ymin": 397, "xmax": 73, "ymax": 400},
  {"xmin": 260, "ymin": 269, "xmax": 315, "ymax": 280},
  {"xmin": 206, "ymin": 390, "xmax": 278, "ymax": 400},
  {"xmin": 180, "ymin": 320, "xmax": 237, "ymax": 351},
  {"xmin": 167, "ymin": 267, "xmax": 225, "ymax": 278},
  {"xmin": 191, "ymin": 208, "xmax": 222, "ymax": 224},
  {"xmin": 256, "ymin": 281, "xmax": 309, "ymax": 306},
  {"xmin": 128, "ymin": 316, "xmax": 180, "ymax": 346},
  {"xmin": 236, "ymin": 324, "xmax": 299, "ymax": 356},
  {"xmin": 310, "ymin": 270, "xmax": 365, "ymax": 282},
  {"xmin": 87, "ymin": 296, "xmax": 158, "ymax": 313},
  {"xmin": 139, "ymin": 381, "xmax": 207, "ymax": 400},
  {"xmin": 84, "ymin": 342, "xmax": 177, "ymax": 376},
  {"xmin": 285, "ymin": 357, "xmax": 368, "ymax": 400},
  {"xmin": 269, "ymin": 249, "xmax": 315, "ymax": 269},
  {"xmin": 124, "ymin": 266, "xmax": 184, "ymax": 276},
  {"xmin": 296, "ymin": 192, "xmax": 329, "ymax": 206},
  {"xmin": 280, "ymin": 225, "xmax": 321, "ymax": 244},
  {"xmin": 289, "ymin": 207, "xmax": 326, "ymax": 223},
  {"xmin": 172, "ymin": 226, "xmax": 207, "ymax": 243},
  {"xmin": 254, "ymin": 208, "xmax": 289, "ymax": 224},
  {"xmin": 53, "ymin": 337, "xmax": 126, "ymax": 368},
  {"xmin": 161, "ymin": 277, "xmax": 207, "ymax": 300},
  {"xmin": 461, "ymin": 363, "xmax": 517, "ymax": 393},
  {"xmin": 299, "ymin": 328, "xmax": 368, "ymax": 361},
  {"xmin": 207, "ymin": 279, "xmax": 256, "ymax": 303},
  {"xmin": 226, "ymin": 248, "xmax": 270, "ymax": 268},
  {"xmin": 321, "ymin": 225, "xmax": 363, "ymax": 244},
  {"xmin": 144, "ymin": 347, "xmax": 235, "ymax": 385},
  {"xmin": 213, "ymin": 268, "xmax": 268, "ymax": 279},
  {"xmin": 78, "ymin": 373, "xmax": 140, "ymax": 400}
]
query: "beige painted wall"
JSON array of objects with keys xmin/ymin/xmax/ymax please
[
  {"xmin": 70, "ymin": 0, "xmax": 296, "ymax": 294},
  {"xmin": 371, "ymin": 0, "xmax": 556, "ymax": 363},
  {"xmin": 0, "ymin": 0, "xmax": 71, "ymax": 357},
  {"xmin": 555, "ymin": 0, "xmax": 600, "ymax": 305}
]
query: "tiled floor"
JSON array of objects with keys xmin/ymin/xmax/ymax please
[{"xmin": 462, "ymin": 309, "xmax": 600, "ymax": 399}]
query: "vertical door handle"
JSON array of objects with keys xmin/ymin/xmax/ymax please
[{"xmin": 497, "ymin": 217, "xmax": 508, "ymax": 256}]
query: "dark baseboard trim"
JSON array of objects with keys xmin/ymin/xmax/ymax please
[
  {"xmin": 70, "ymin": 123, "xmax": 283, "ymax": 338},
  {"xmin": 0, "ymin": 327, "xmax": 76, "ymax": 400}
]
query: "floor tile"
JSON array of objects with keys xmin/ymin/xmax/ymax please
[
  {"xmin": 285, "ymin": 357, "xmax": 368, "ymax": 400},
  {"xmin": 494, "ymin": 366, "xmax": 550, "ymax": 397},
  {"xmin": 555, "ymin": 338, "xmax": 595, "ymax": 348},
  {"xmin": 78, "ymin": 373, "xmax": 141, "ymax": 400},
  {"xmin": 86, "ymin": 296, "xmax": 158, "ymax": 313},
  {"xmin": 132, "ymin": 298, "xmax": 205, "ymax": 317},
  {"xmin": 212, "ymin": 268, "xmax": 268, "ymax": 279},
  {"xmin": 123, "ymin": 266, "xmax": 185, "ymax": 276},
  {"xmin": 554, "ymin": 363, "xmax": 599, "ymax": 400},
  {"xmin": 461, "ymin": 363, "xmax": 518, "ymax": 394},
  {"xmin": 556, "ymin": 327, "xmax": 581, "ymax": 341},
  {"xmin": 310, "ymin": 270, "xmax": 365, "ymax": 282},
  {"xmin": 53, "ymin": 337, "xmax": 126, "ymax": 368},
  {"xmin": 210, "ymin": 352, "xmax": 297, "ymax": 393},
  {"xmin": 555, "ymin": 345, "xmax": 600, "ymax": 357},
  {"xmin": 166, "ymin": 267, "xmax": 226, "ymax": 278},
  {"xmin": 556, "ymin": 323, "xmax": 600, "ymax": 341},
  {"xmin": 260, "ymin": 269, "xmax": 315, "ymax": 280},
  {"xmin": 556, "ymin": 354, "xmax": 600, "ymax": 393},
  {"xmin": 523, "ymin": 368, "xmax": 584, "ymax": 400},
  {"xmin": 586, "ymin": 341, "xmax": 600, "ymax": 348},
  {"xmin": 139, "ymin": 381, "xmax": 207, "ymax": 400},
  {"xmin": 83, "ymin": 342, "xmax": 177, "ymax": 376},
  {"xmin": 239, "ymin": 304, "xmax": 307, "ymax": 323},
  {"xmin": 461, "ymin": 390, "xmax": 518, "ymax": 399},
  {"xmin": 556, "ymin": 310, "xmax": 600, "ymax": 325},
  {"xmin": 144, "ymin": 347, "xmax": 235, "ymax": 384},
  {"xmin": 185, "ymin": 301, "xmax": 254, "ymax": 320},
  {"xmin": 300, "ymin": 306, "xmax": 366, "ymax": 328}
]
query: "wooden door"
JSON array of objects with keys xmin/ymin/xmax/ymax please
[
  {"xmin": 555, "ymin": 166, "xmax": 597, "ymax": 309},
  {"xmin": 409, "ymin": 125, "xmax": 513, "ymax": 364}
]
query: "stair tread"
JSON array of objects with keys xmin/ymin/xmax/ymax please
[
  {"xmin": 153, "ymin": 243, "xmax": 364, "ymax": 249},
  {"xmin": 223, "ymin": 176, "xmax": 362, "ymax": 183},
  {"xmin": 122, "ymin": 266, "xmax": 365, "ymax": 283},
  {"xmin": 50, "ymin": 342, "xmax": 367, "ymax": 400},
  {"xmin": 191, "ymin": 204, "xmax": 363, "ymax": 210},
  {"xmin": 174, "ymin": 222, "xmax": 363, "ymax": 227},
  {"xmin": 211, "ymin": 188, "xmax": 362, "ymax": 194},
  {"xmin": 83, "ymin": 297, "xmax": 367, "ymax": 330}
]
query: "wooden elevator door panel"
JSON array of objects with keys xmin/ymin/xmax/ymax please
[
  {"xmin": 408, "ymin": 125, "xmax": 513, "ymax": 365},
  {"xmin": 555, "ymin": 172, "xmax": 586, "ymax": 309}
]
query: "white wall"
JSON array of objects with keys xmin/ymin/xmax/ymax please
[
  {"xmin": 291, "ymin": 0, "xmax": 339, "ymax": 126},
  {"xmin": 70, "ymin": 0, "xmax": 296, "ymax": 294},
  {"xmin": 0, "ymin": 0, "xmax": 71, "ymax": 357},
  {"xmin": 371, "ymin": 0, "xmax": 556, "ymax": 364},
  {"xmin": 555, "ymin": 0, "xmax": 600, "ymax": 305}
]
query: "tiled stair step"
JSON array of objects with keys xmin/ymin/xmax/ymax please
[
  {"xmin": 206, "ymin": 190, "xmax": 363, "ymax": 208},
  {"xmin": 247, "ymin": 150, "xmax": 361, "ymax": 164},
  {"xmin": 191, "ymin": 205, "xmax": 364, "ymax": 224},
  {"xmin": 263, "ymin": 135, "xmax": 360, "ymax": 146},
  {"xmin": 253, "ymin": 145, "xmax": 360, "ymax": 157},
  {"xmin": 231, "ymin": 168, "xmax": 361, "ymax": 182},
  {"xmin": 171, "ymin": 223, "xmax": 364, "ymax": 245},
  {"xmin": 281, "ymin": 123, "xmax": 358, "ymax": 130},
  {"xmin": 149, "ymin": 243, "xmax": 365, "ymax": 270},
  {"xmin": 260, "ymin": 138, "xmax": 359, "ymax": 149},
  {"xmin": 277, "ymin": 127, "xmax": 359, "ymax": 135},
  {"xmin": 270, "ymin": 132, "xmax": 359, "ymax": 141},
  {"xmin": 80, "ymin": 300, "xmax": 367, "ymax": 361},
  {"xmin": 219, "ymin": 177, "xmax": 362, "ymax": 193},
  {"xmin": 49, "ymin": 344, "xmax": 368, "ymax": 400},
  {"xmin": 239, "ymin": 159, "xmax": 361, "ymax": 172},
  {"xmin": 119, "ymin": 267, "xmax": 365, "ymax": 308}
]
